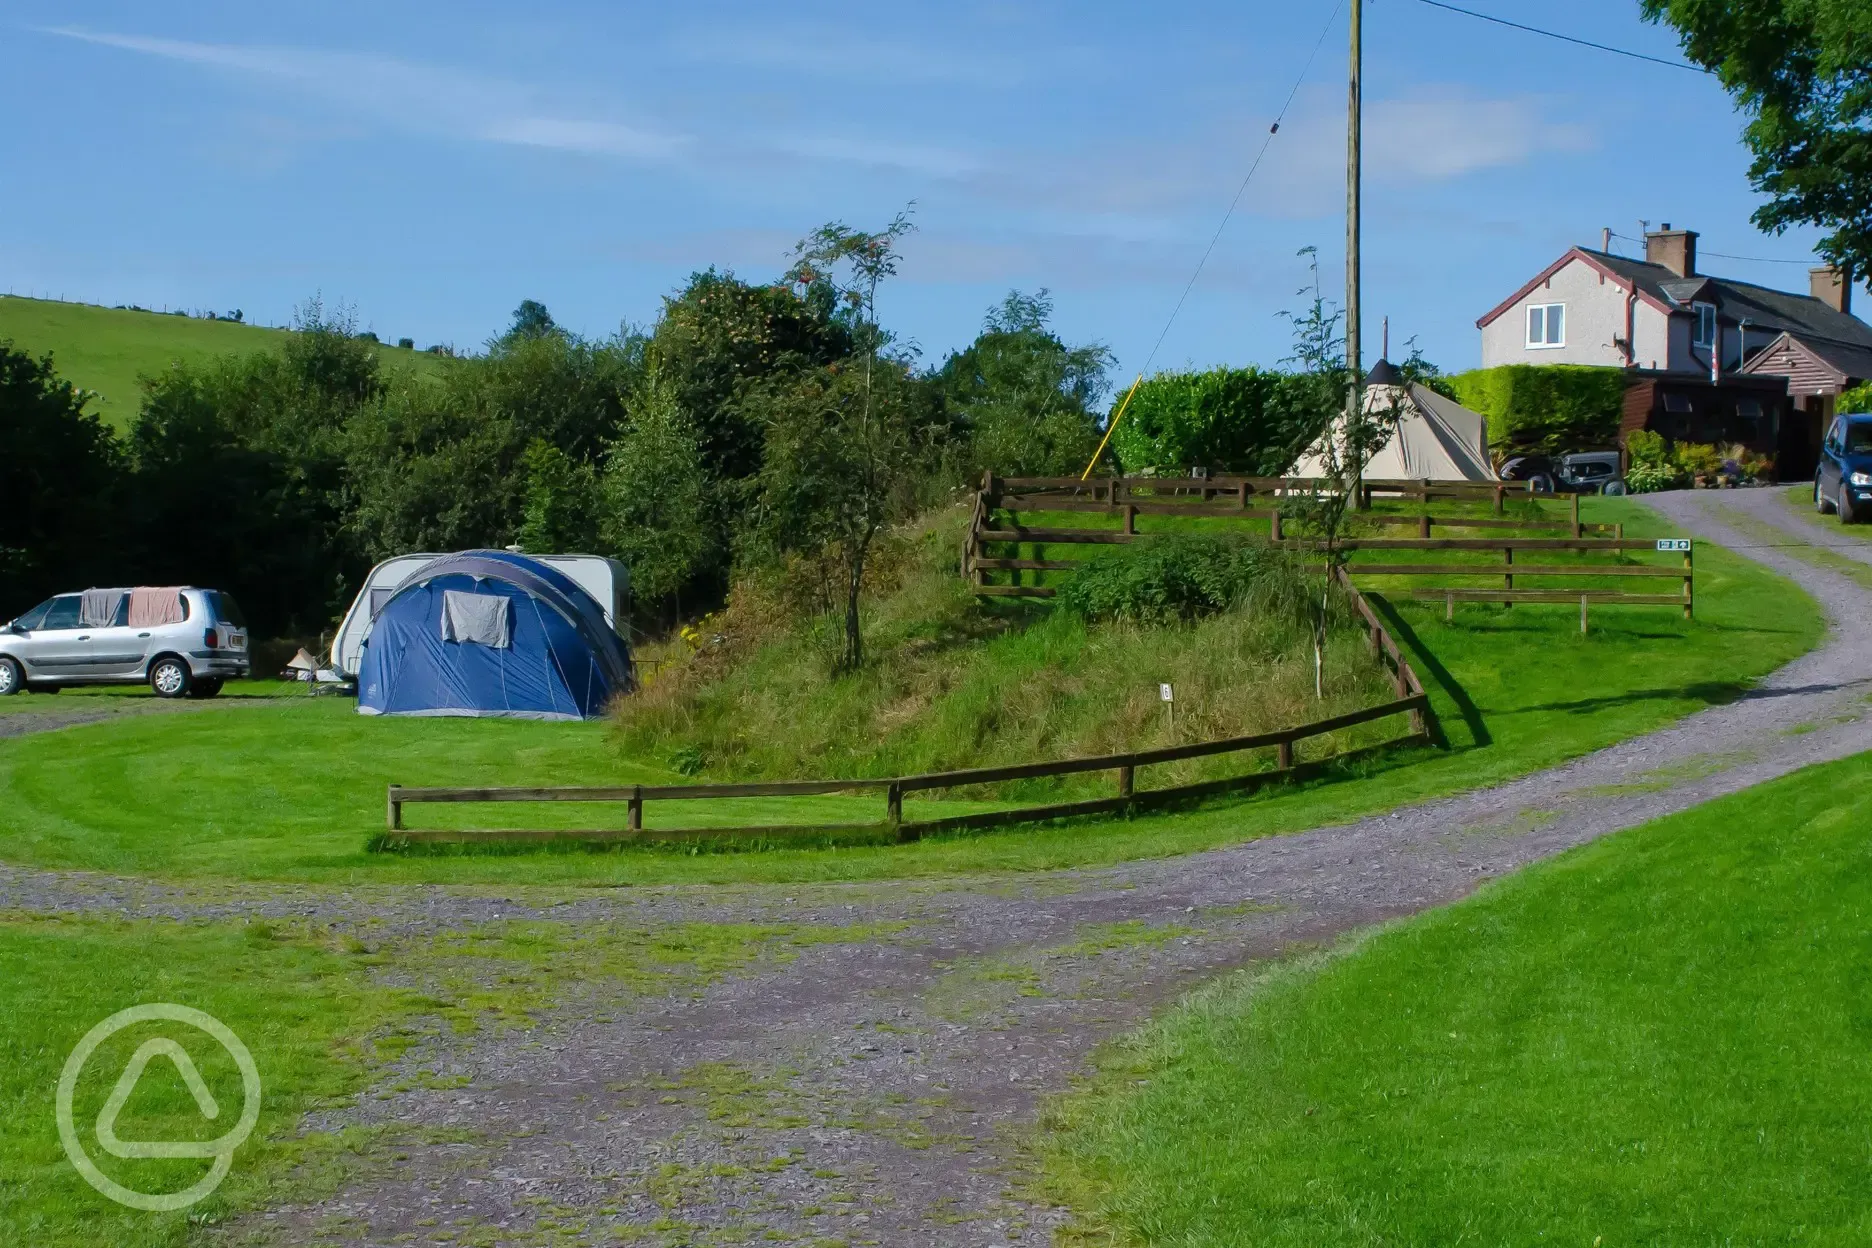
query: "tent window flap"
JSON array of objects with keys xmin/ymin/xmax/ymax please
[{"xmin": 440, "ymin": 591, "xmax": 512, "ymax": 648}]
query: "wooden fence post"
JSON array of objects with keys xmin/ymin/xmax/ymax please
[
  {"xmin": 386, "ymin": 785, "xmax": 403, "ymax": 832},
  {"xmin": 1503, "ymin": 546, "xmax": 1514, "ymax": 608},
  {"xmin": 1571, "ymin": 492, "xmax": 1582, "ymax": 538},
  {"xmin": 1493, "ymin": 483, "xmax": 1504, "ymax": 515},
  {"xmin": 1269, "ymin": 509, "xmax": 1283, "ymax": 542},
  {"xmin": 1684, "ymin": 546, "xmax": 1694, "ymax": 620},
  {"xmin": 1277, "ymin": 739, "xmax": 1293, "ymax": 770},
  {"xmin": 1123, "ymin": 504, "xmax": 1137, "ymax": 534},
  {"xmin": 1238, "ymin": 480, "xmax": 1250, "ymax": 509},
  {"xmin": 1580, "ymin": 594, "xmax": 1589, "ymax": 636},
  {"xmin": 1117, "ymin": 765, "xmax": 1135, "ymax": 798},
  {"xmin": 1418, "ymin": 513, "xmax": 1432, "ymax": 538},
  {"xmin": 628, "ymin": 786, "xmax": 643, "ymax": 832},
  {"xmin": 886, "ymin": 782, "xmax": 903, "ymax": 826},
  {"xmin": 1445, "ymin": 590, "xmax": 1454, "ymax": 622}
]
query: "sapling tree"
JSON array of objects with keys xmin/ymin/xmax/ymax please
[
  {"xmin": 757, "ymin": 208, "xmax": 934, "ymax": 672},
  {"xmin": 1279, "ymin": 247, "xmax": 1402, "ymax": 697}
]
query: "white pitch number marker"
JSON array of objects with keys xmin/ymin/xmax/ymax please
[{"xmin": 1160, "ymin": 683, "xmax": 1174, "ymax": 734}]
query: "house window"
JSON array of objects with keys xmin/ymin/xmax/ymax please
[
  {"xmin": 1693, "ymin": 302, "xmax": 1717, "ymax": 348},
  {"xmin": 1526, "ymin": 303, "xmax": 1565, "ymax": 348}
]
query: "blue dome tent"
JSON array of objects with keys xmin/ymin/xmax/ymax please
[{"xmin": 356, "ymin": 551, "xmax": 632, "ymax": 720}]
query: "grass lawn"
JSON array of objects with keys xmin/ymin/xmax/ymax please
[
  {"xmin": 0, "ymin": 497, "xmax": 1826, "ymax": 886},
  {"xmin": 1044, "ymin": 752, "xmax": 1872, "ymax": 1245},
  {"xmin": 0, "ymin": 908, "xmax": 888, "ymax": 1245},
  {"xmin": 0, "ymin": 296, "xmax": 438, "ymax": 430},
  {"xmin": 0, "ymin": 912, "xmax": 390, "ymax": 1247}
]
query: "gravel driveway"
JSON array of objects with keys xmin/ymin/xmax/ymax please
[{"xmin": 5, "ymin": 487, "xmax": 1870, "ymax": 1246}]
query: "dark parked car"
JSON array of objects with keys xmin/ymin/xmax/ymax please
[
  {"xmin": 1499, "ymin": 452, "xmax": 1625, "ymax": 495},
  {"xmin": 1815, "ymin": 415, "xmax": 1872, "ymax": 523}
]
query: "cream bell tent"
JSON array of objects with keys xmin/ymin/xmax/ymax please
[{"xmin": 1289, "ymin": 360, "xmax": 1496, "ymax": 482}]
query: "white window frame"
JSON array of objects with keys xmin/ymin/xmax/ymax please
[
  {"xmin": 1526, "ymin": 303, "xmax": 1565, "ymax": 349},
  {"xmin": 1692, "ymin": 302, "xmax": 1717, "ymax": 348}
]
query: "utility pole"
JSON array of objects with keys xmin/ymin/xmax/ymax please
[{"xmin": 1345, "ymin": 0, "xmax": 1364, "ymax": 498}]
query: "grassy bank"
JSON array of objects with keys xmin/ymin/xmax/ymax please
[
  {"xmin": 1045, "ymin": 754, "xmax": 1872, "ymax": 1244},
  {"xmin": 0, "ymin": 496, "xmax": 1824, "ymax": 885},
  {"xmin": 0, "ymin": 295, "xmax": 437, "ymax": 430},
  {"xmin": 615, "ymin": 511, "xmax": 1393, "ymax": 796}
]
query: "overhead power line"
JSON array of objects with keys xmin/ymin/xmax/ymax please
[
  {"xmin": 1409, "ymin": 0, "xmax": 1712, "ymax": 74},
  {"xmin": 1609, "ymin": 231, "xmax": 1814, "ymax": 267},
  {"xmin": 1135, "ymin": 0, "xmax": 1346, "ymax": 379}
]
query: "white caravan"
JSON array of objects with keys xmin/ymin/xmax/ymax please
[{"xmin": 330, "ymin": 552, "xmax": 629, "ymax": 678}]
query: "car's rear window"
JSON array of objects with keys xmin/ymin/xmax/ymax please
[{"xmin": 207, "ymin": 592, "xmax": 248, "ymax": 628}]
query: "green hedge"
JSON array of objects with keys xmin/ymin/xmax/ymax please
[
  {"xmin": 1108, "ymin": 366, "xmax": 1332, "ymax": 475},
  {"xmin": 1448, "ymin": 364, "xmax": 1626, "ymax": 455}
]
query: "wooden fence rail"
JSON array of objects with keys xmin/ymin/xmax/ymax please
[{"xmin": 382, "ymin": 569, "xmax": 1431, "ymax": 850}]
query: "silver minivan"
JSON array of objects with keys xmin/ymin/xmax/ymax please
[{"xmin": 0, "ymin": 587, "xmax": 250, "ymax": 697}]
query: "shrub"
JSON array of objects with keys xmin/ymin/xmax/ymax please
[
  {"xmin": 1624, "ymin": 460, "xmax": 1680, "ymax": 493},
  {"xmin": 1108, "ymin": 367, "xmax": 1329, "ymax": 476},
  {"xmin": 1672, "ymin": 441, "xmax": 1725, "ymax": 479},
  {"xmin": 1448, "ymin": 364, "xmax": 1626, "ymax": 455},
  {"xmin": 1841, "ymin": 381, "xmax": 1871, "ymax": 415},
  {"xmin": 1056, "ymin": 535, "xmax": 1310, "ymax": 625}
]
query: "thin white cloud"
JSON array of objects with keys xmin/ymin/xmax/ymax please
[
  {"xmin": 40, "ymin": 26, "xmax": 689, "ymax": 160},
  {"xmin": 770, "ymin": 133, "xmax": 982, "ymax": 179},
  {"xmin": 965, "ymin": 86, "xmax": 1598, "ymax": 222}
]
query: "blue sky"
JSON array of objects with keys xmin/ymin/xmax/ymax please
[{"xmin": 0, "ymin": 1, "xmax": 1852, "ymax": 386}]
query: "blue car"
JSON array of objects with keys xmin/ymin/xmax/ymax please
[{"xmin": 1815, "ymin": 415, "xmax": 1872, "ymax": 524}]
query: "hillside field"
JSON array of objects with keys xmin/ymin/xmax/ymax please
[{"xmin": 0, "ymin": 296, "xmax": 438, "ymax": 429}]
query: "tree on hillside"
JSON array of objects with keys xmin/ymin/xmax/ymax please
[
  {"xmin": 1641, "ymin": 0, "xmax": 1872, "ymax": 280},
  {"xmin": 0, "ymin": 343, "xmax": 123, "ymax": 615},
  {"xmin": 507, "ymin": 299, "xmax": 559, "ymax": 341},
  {"xmin": 938, "ymin": 289, "xmax": 1114, "ymax": 476},
  {"xmin": 755, "ymin": 211, "xmax": 935, "ymax": 672}
]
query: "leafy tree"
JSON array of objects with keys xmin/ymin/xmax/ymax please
[
  {"xmin": 343, "ymin": 330, "xmax": 640, "ymax": 559},
  {"xmin": 649, "ymin": 269, "xmax": 854, "ymax": 485},
  {"xmin": 751, "ymin": 358, "xmax": 939, "ymax": 672},
  {"xmin": 127, "ymin": 297, "xmax": 382, "ymax": 635},
  {"xmin": 507, "ymin": 299, "xmax": 559, "ymax": 341},
  {"xmin": 938, "ymin": 289, "xmax": 1113, "ymax": 477},
  {"xmin": 600, "ymin": 369, "xmax": 711, "ymax": 619},
  {"xmin": 1841, "ymin": 380, "xmax": 1872, "ymax": 414},
  {"xmin": 1109, "ymin": 366, "xmax": 1331, "ymax": 477},
  {"xmin": 749, "ymin": 209, "xmax": 936, "ymax": 671},
  {"xmin": 0, "ymin": 343, "xmax": 124, "ymax": 615},
  {"xmin": 1642, "ymin": 0, "xmax": 1872, "ymax": 279},
  {"xmin": 517, "ymin": 440, "xmax": 601, "ymax": 555}
]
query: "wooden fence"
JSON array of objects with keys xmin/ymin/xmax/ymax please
[
  {"xmin": 967, "ymin": 475, "xmax": 1689, "ymax": 620},
  {"xmin": 380, "ymin": 568, "xmax": 1430, "ymax": 851}
]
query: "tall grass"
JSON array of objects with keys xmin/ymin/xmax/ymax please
[{"xmin": 613, "ymin": 508, "xmax": 1395, "ymax": 797}]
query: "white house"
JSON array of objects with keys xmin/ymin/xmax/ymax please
[{"xmin": 1476, "ymin": 225, "xmax": 1872, "ymax": 472}]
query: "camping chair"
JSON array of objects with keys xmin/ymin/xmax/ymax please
[{"xmin": 283, "ymin": 648, "xmax": 356, "ymax": 697}]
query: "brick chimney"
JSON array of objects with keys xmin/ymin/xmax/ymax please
[
  {"xmin": 1810, "ymin": 266, "xmax": 1853, "ymax": 315},
  {"xmin": 1645, "ymin": 224, "xmax": 1697, "ymax": 277}
]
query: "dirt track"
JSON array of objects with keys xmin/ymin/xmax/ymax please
[{"xmin": 6, "ymin": 487, "xmax": 1872, "ymax": 1246}]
